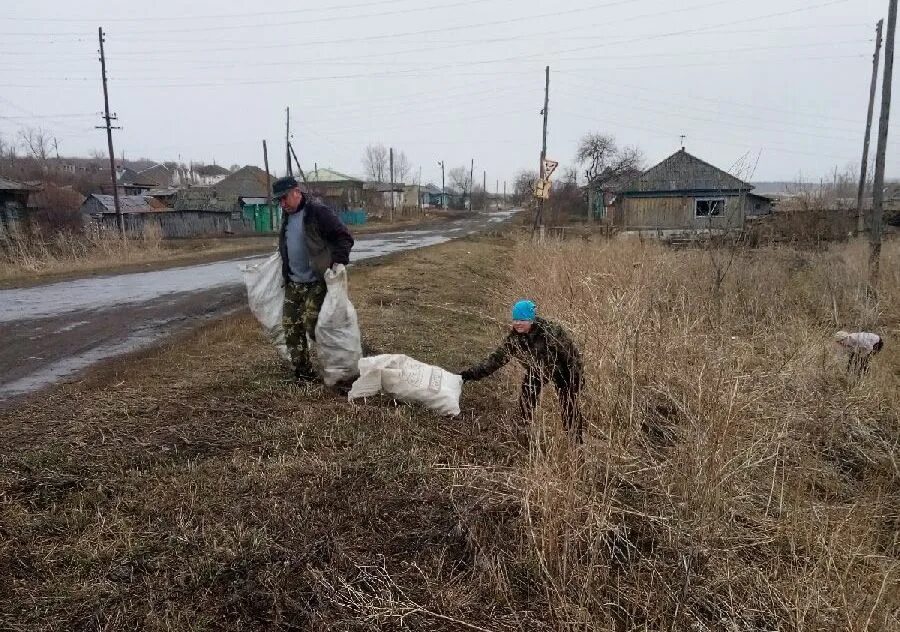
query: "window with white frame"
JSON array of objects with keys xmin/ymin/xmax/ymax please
[{"xmin": 695, "ymin": 198, "xmax": 725, "ymax": 218}]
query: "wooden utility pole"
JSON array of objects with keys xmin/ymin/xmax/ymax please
[
  {"xmin": 871, "ymin": 0, "xmax": 897, "ymax": 288},
  {"xmin": 503, "ymin": 180, "xmax": 507, "ymax": 202},
  {"xmin": 285, "ymin": 107, "xmax": 292, "ymax": 177},
  {"xmin": 858, "ymin": 20, "xmax": 885, "ymax": 235},
  {"xmin": 417, "ymin": 166, "xmax": 422, "ymax": 213},
  {"xmin": 288, "ymin": 142, "xmax": 307, "ymax": 182},
  {"xmin": 262, "ymin": 140, "xmax": 273, "ymax": 231},
  {"xmin": 97, "ymin": 27, "xmax": 122, "ymax": 235},
  {"xmin": 438, "ymin": 160, "xmax": 445, "ymax": 209},
  {"xmin": 469, "ymin": 158, "xmax": 474, "ymax": 210},
  {"xmin": 389, "ymin": 147, "xmax": 395, "ymax": 222},
  {"xmin": 483, "ymin": 170, "xmax": 487, "ymax": 211},
  {"xmin": 533, "ymin": 65, "xmax": 550, "ymax": 233}
]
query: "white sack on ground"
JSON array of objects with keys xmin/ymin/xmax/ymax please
[
  {"xmin": 240, "ymin": 253, "xmax": 289, "ymax": 361},
  {"xmin": 348, "ymin": 354, "xmax": 462, "ymax": 416},
  {"xmin": 315, "ymin": 264, "xmax": 363, "ymax": 386}
]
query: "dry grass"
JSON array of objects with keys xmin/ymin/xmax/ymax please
[
  {"xmin": 454, "ymin": 235, "xmax": 899, "ymax": 630},
  {"xmin": 0, "ymin": 227, "xmax": 276, "ymax": 288},
  {"xmin": 0, "ymin": 234, "xmax": 898, "ymax": 630}
]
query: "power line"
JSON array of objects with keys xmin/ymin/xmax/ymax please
[
  {"xmin": 557, "ymin": 71, "xmax": 867, "ymax": 125},
  {"xmin": 556, "ymin": 108, "xmax": 858, "ymax": 162},
  {"xmin": 553, "ymin": 77, "xmax": 863, "ymax": 135},
  {"xmin": 0, "ymin": 0, "xmax": 484, "ymax": 23},
  {"xmin": 553, "ymin": 85, "xmax": 863, "ymax": 144}
]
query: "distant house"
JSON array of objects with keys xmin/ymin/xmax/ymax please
[
  {"xmin": 81, "ymin": 193, "xmax": 163, "ymax": 215},
  {"xmin": 0, "ymin": 176, "xmax": 37, "ymax": 238},
  {"xmin": 611, "ymin": 149, "xmax": 772, "ymax": 232},
  {"xmin": 193, "ymin": 164, "xmax": 230, "ymax": 186},
  {"xmin": 586, "ymin": 167, "xmax": 642, "ymax": 221},
  {"xmin": 418, "ymin": 183, "xmax": 447, "ymax": 208},
  {"xmin": 137, "ymin": 164, "xmax": 174, "ymax": 187},
  {"xmin": 303, "ymin": 168, "xmax": 366, "ymax": 209},
  {"xmin": 175, "ymin": 165, "xmax": 274, "ymax": 212},
  {"xmin": 364, "ymin": 181, "xmax": 405, "ymax": 211}
]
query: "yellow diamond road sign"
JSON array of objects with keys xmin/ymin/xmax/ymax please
[{"xmin": 542, "ymin": 159, "xmax": 559, "ymax": 179}]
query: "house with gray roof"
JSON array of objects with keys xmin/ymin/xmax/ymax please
[{"xmin": 612, "ymin": 149, "xmax": 772, "ymax": 232}]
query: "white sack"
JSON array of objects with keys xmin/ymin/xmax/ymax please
[
  {"xmin": 240, "ymin": 252, "xmax": 289, "ymax": 361},
  {"xmin": 315, "ymin": 264, "xmax": 363, "ymax": 386},
  {"xmin": 348, "ymin": 354, "xmax": 462, "ymax": 416}
]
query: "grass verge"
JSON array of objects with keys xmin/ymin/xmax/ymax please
[{"xmin": 1, "ymin": 234, "xmax": 898, "ymax": 630}]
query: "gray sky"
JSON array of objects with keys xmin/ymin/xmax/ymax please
[{"xmin": 1, "ymin": 0, "xmax": 895, "ymax": 187}]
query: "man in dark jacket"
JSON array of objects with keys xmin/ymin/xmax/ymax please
[
  {"xmin": 461, "ymin": 299, "xmax": 585, "ymax": 443},
  {"xmin": 273, "ymin": 176, "xmax": 354, "ymax": 382}
]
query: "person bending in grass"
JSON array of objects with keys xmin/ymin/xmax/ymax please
[
  {"xmin": 834, "ymin": 330, "xmax": 884, "ymax": 376},
  {"xmin": 460, "ymin": 299, "xmax": 585, "ymax": 443}
]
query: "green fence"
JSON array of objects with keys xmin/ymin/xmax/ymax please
[{"xmin": 242, "ymin": 204, "xmax": 281, "ymax": 232}]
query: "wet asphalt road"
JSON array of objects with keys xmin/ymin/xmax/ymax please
[{"xmin": 0, "ymin": 209, "xmax": 518, "ymax": 403}]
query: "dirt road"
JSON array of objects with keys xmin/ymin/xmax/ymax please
[{"xmin": 0, "ymin": 209, "xmax": 518, "ymax": 403}]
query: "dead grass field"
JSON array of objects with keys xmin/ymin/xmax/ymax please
[
  {"xmin": 1, "ymin": 234, "xmax": 898, "ymax": 631},
  {"xmin": 0, "ymin": 229, "xmax": 277, "ymax": 289}
]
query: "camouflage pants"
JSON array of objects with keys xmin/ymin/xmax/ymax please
[{"xmin": 283, "ymin": 280, "xmax": 327, "ymax": 376}]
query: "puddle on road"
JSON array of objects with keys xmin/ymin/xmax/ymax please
[
  {"xmin": 0, "ymin": 209, "xmax": 521, "ymax": 401},
  {"xmin": 0, "ymin": 209, "xmax": 519, "ymax": 324}
]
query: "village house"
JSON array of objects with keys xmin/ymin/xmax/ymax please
[
  {"xmin": 303, "ymin": 168, "xmax": 367, "ymax": 210},
  {"xmin": 610, "ymin": 149, "xmax": 772, "ymax": 233},
  {"xmin": 193, "ymin": 164, "xmax": 230, "ymax": 186},
  {"xmin": 418, "ymin": 183, "xmax": 448, "ymax": 208},
  {"xmin": 0, "ymin": 176, "xmax": 36, "ymax": 239}
]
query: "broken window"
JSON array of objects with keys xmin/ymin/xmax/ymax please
[{"xmin": 695, "ymin": 198, "xmax": 725, "ymax": 217}]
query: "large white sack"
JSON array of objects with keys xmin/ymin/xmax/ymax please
[
  {"xmin": 315, "ymin": 264, "xmax": 363, "ymax": 386},
  {"xmin": 240, "ymin": 252, "xmax": 290, "ymax": 362},
  {"xmin": 348, "ymin": 354, "xmax": 462, "ymax": 416}
]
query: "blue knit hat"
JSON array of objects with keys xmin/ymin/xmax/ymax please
[{"xmin": 511, "ymin": 299, "xmax": 536, "ymax": 321}]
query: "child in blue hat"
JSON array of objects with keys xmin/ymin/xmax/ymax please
[{"xmin": 460, "ymin": 299, "xmax": 585, "ymax": 442}]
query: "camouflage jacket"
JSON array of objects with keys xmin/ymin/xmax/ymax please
[{"xmin": 464, "ymin": 317, "xmax": 583, "ymax": 381}]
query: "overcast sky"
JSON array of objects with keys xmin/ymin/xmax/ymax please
[{"xmin": 1, "ymin": 0, "xmax": 896, "ymax": 187}]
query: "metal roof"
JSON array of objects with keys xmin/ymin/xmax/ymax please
[
  {"xmin": 303, "ymin": 167, "xmax": 363, "ymax": 183},
  {"xmin": 0, "ymin": 176, "xmax": 35, "ymax": 192},
  {"xmin": 623, "ymin": 149, "xmax": 752, "ymax": 194},
  {"xmin": 85, "ymin": 193, "xmax": 161, "ymax": 213}
]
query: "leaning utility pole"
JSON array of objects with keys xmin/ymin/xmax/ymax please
[
  {"xmin": 871, "ymin": 0, "xmax": 897, "ymax": 288},
  {"xmin": 533, "ymin": 65, "xmax": 550, "ymax": 233},
  {"xmin": 97, "ymin": 27, "xmax": 123, "ymax": 235},
  {"xmin": 389, "ymin": 147, "xmax": 395, "ymax": 222},
  {"xmin": 288, "ymin": 142, "xmax": 307, "ymax": 182},
  {"xmin": 858, "ymin": 19, "xmax": 885, "ymax": 235},
  {"xmin": 285, "ymin": 107, "xmax": 292, "ymax": 177},
  {"xmin": 262, "ymin": 140, "xmax": 273, "ymax": 231}
]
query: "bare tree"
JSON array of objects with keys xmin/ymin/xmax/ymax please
[
  {"xmin": 363, "ymin": 144, "xmax": 388, "ymax": 182},
  {"xmin": 513, "ymin": 169, "xmax": 538, "ymax": 204},
  {"xmin": 393, "ymin": 150, "xmax": 412, "ymax": 184},
  {"xmin": 575, "ymin": 133, "xmax": 643, "ymax": 188},
  {"xmin": 0, "ymin": 134, "xmax": 16, "ymax": 167},
  {"xmin": 448, "ymin": 166, "xmax": 472, "ymax": 196},
  {"xmin": 18, "ymin": 127, "xmax": 53, "ymax": 162}
]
